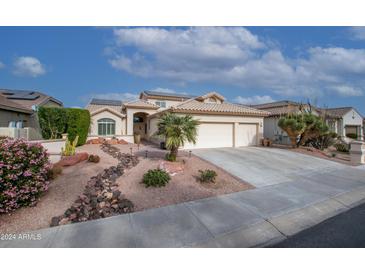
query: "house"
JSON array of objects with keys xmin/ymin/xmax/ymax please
[
  {"xmin": 86, "ymin": 91, "xmax": 269, "ymax": 149},
  {"xmin": 252, "ymin": 100, "xmax": 319, "ymax": 145},
  {"xmin": 0, "ymin": 89, "xmax": 63, "ymax": 139},
  {"xmin": 253, "ymin": 100, "xmax": 364, "ymax": 144}
]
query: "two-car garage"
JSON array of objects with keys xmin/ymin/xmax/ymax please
[{"xmin": 183, "ymin": 122, "xmax": 258, "ymax": 149}]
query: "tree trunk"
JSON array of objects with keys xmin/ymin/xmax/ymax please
[{"xmin": 170, "ymin": 146, "xmax": 178, "ymax": 161}]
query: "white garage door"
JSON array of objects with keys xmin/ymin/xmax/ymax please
[
  {"xmin": 184, "ymin": 123, "xmax": 233, "ymax": 149},
  {"xmin": 236, "ymin": 123, "xmax": 258, "ymax": 147}
]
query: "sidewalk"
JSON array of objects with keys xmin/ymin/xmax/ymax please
[{"xmin": 1, "ymin": 166, "xmax": 365, "ymax": 248}]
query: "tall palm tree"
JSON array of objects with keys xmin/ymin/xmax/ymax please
[{"xmin": 156, "ymin": 113, "xmax": 199, "ymax": 161}]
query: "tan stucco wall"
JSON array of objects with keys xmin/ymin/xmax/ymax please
[
  {"xmin": 146, "ymin": 99, "xmax": 184, "ymax": 110},
  {"xmin": 89, "ymin": 110, "xmax": 125, "ymax": 136},
  {"xmin": 125, "ymin": 108, "xmax": 158, "ymax": 135}
]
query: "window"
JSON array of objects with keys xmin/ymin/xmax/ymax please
[
  {"xmin": 134, "ymin": 116, "xmax": 144, "ymax": 123},
  {"xmin": 8, "ymin": 121, "xmax": 16, "ymax": 128},
  {"xmin": 155, "ymin": 101, "xmax": 166, "ymax": 108},
  {"xmin": 97, "ymin": 118, "xmax": 115, "ymax": 135}
]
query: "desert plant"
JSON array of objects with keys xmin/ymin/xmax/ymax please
[
  {"xmin": 346, "ymin": 133, "xmax": 358, "ymax": 139},
  {"xmin": 198, "ymin": 169, "xmax": 218, "ymax": 183},
  {"xmin": 47, "ymin": 165, "xmax": 63, "ymax": 180},
  {"xmin": 305, "ymin": 132, "xmax": 337, "ymax": 150},
  {"xmin": 334, "ymin": 142, "xmax": 350, "ymax": 153},
  {"xmin": 61, "ymin": 135, "xmax": 79, "ymax": 156},
  {"xmin": 0, "ymin": 138, "xmax": 51, "ymax": 213},
  {"xmin": 156, "ymin": 113, "xmax": 199, "ymax": 161},
  {"xmin": 142, "ymin": 169, "xmax": 170, "ymax": 188},
  {"xmin": 88, "ymin": 154, "xmax": 100, "ymax": 163}
]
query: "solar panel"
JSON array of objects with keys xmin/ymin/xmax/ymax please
[{"xmin": 90, "ymin": 98, "xmax": 122, "ymax": 106}]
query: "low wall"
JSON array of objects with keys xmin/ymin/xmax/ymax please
[
  {"xmin": 0, "ymin": 127, "xmax": 43, "ymax": 140},
  {"xmin": 350, "ymin": 141, "xmax": 365, "ymax": 165},
  {"xmin": 87, "ymin": 135, "xmax": 135, "ymax": 143},
  {"xmin": 29, "ymin": 139, "xmax": 66, "ymax": 164}
]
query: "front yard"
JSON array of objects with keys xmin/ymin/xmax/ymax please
[{"xmin": 0, "ymin": 142, "xmax": 252, "ymax": 233}]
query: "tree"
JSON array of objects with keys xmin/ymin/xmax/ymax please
[
  {"xmin": 278, "ymin": 113, "xmax": 329, "ymax": 148},
  {"xmin": 156, "ymin": 113, "xmax": 199, "ymax": 161},
  {"xmin": 38, "ymin": 107, "xmax": 67, "ymax": 139}
]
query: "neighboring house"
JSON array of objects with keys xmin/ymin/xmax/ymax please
[
  {"xmin": 0, "ymin": 89, "xmax": 63, "ymax": 139},
  {"xmin": 86, "ymin": 91, "xmax": 269, "ymax": 149},
  {"xmin": 252, "ymin": 100, "xmax": 318, "ymax": 145},
  {"xmin": 253, "ymin": 100, "xmax": 364, "ymax": 144}
]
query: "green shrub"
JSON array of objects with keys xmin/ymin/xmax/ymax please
[
  {"xmin": 165, "ymin": 152, "xmax": 176, "ymax": 162},
  {"xmin": 65, "ymin": 108, "xmax": 90, "ymax": 146},
  {"xmin": 346, "ymin": 133, "xmax": 357, "ymax": 139},
  {"xmin": 38, "ymin": 107, "xmax": 67, "ymax": 139},
  {"xmin": 142, "ymin": 169, "xmax": 170, "ymax": 188},
  {"xmin": 334, "ymin": 142, "xmax": 350, "ymax": 153},
  {"xmin": 198, "ymin": 169, "xmax": 218, "ymax": 183}
]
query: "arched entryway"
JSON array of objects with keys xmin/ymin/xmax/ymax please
[{"xmin": 133, "ymin": 112, "xmax": 149, "ymax": 139}]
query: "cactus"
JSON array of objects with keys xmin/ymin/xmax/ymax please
[{"xmin": 61, "ymin": 135, "xmax": 79, "ymax": 156}]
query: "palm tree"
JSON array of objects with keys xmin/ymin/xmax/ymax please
[{"xmin": 156, "ymin": 113, "xmax": 199, "ymax": 161}]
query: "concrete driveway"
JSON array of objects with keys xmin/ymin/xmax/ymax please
[{"xmin": 193, "ymin": 147, "xmax": 348, "ymax": 188}]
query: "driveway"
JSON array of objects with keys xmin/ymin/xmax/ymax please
[{"xmin": 193, "ymin": 147, "xmax": 346, "ymax": 188}]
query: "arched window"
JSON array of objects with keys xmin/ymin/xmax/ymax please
[{"xmin": 98, "ymin": 118, "xmax": 115, "ymax": 135}]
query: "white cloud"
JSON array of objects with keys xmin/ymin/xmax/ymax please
[
  {"xmin": 151, "ymin": 87, "xmax": 189, "ymax": 95},
  {"xmin": 107, "ymin": 27, "xmax": 365, "ymax": 99},
  {"xmin": 13, "ymin": 56, "xmax": 46, "ymax": 77},
  {"xmin": 349, "ymin": 27, "xmax": 365, "ymax": 40},
  {"xmin": 329, "ymin": 85, "xmax": 363, "ymax": 97},
  {"xmin": 234, "ymin": 95, "xmax": 275, "ymax": 105},
  {"xmin": 0, "ymin": 61, "xmax": 4, "ymax": 69},
  {"xmin": 81, "ymin": 92, "xmax": 139, "ymax": 104}
]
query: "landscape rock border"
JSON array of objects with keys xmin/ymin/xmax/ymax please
[{"xmin": 50, "ymin": 143, "xmax": 139, "ymax": 226}]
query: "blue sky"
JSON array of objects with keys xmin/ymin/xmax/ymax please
[{"xmin": 0, "ymin": 26, "xmax": 365, "ymax": 114}]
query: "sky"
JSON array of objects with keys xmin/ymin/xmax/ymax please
[{"xmin": 0, "ymin": 26, "xmax": 365, "ymax": 114}]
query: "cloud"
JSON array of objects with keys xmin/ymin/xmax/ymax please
[
  {"xmin": 108, "ymin": 27, "xmax": 365, "ymax": 99},
  {"xmin": 13, "ymin": 56, "xmax": 46, "ymax": 77},
  {"xmin": 0, "ymin": 61, "xmax": 4, "ymax": 69},
  {"xmin": 151, "ymin": 87, "xmax": 189, "ymax": 95},
  {"xmin": 349, "ymin": 27, "xmax": 365, "ymax": 40},
  {"xmin": 81, "ymin": 92, "xmax": 139, "ymax": 104},
  {"xmin": 234, "ymin": 95, "xmax": 275, "ymax": 105},
  {"xmin": 329, "ymin": 85, "xmax": 363, "ymax": 97}
]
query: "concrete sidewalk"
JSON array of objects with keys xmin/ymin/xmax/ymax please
[{"xmin": 1, "ymin": 165, "xmax": 365, "ymax": 248}]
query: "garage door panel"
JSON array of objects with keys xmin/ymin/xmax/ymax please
[
  {"xmin": 237, "ymin": 124, "xmax": 257, "ymax": 147},
  {"xmin": 184, "ymin": 123, "xmax": 233, "ymax": 149}
]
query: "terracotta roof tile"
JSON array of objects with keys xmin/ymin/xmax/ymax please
[{"xmin": 124, "ymin": 100, "xmax": 159, "ymax": 109}]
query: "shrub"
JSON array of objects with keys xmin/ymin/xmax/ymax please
[
  {"xmin": 61, "ymin": 136, "xmax": 78, "ymax": 156},
  {"xmin": 47, "ymin": 165, "xmax": 63, "ymax": 180},
  {"xmin": 165, "ymin": 152, "xmax": 176, "ymax": 162},
  {"xmin": 38, "ymin": 107, "xmax": 67, "ymax": 139},
  {"xmin": 305, "ymin": 132, "xmax": 337, "ymax": 150},
  {"xmin": 346, "ymin": 133, "xmax": 358, "ymax": 139},
  {"xmin": 88, "ymin": 154, "xmax": 100, "ymax": 163},
  {"xmin": 142, "ymin": 169, "xmax": 170, "ymax": 188},
  {"xmin": 38, "ymin": 107, "xmax": 90, "ymax": 146},
  {"xmin": 334, "ymin": 142, "xmax": 350, "ymax": 153},
  {"xmin": 0, "ymin": 138, "xmax": 51, "ymax": 213},
  {"xmin": 198, "ymin": 169, "xmax": 218, "ymax": 183},
  {"xmin": 65, "ymin": 108, "xmax": 90, "ymax": 146}
]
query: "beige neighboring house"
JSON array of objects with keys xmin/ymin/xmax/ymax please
[
  {"xmin": 86, "ymin": 90, "xmax": 269, "ymax": 149},
  {"xmin": 253, "ymin": 100, "xmax": 364, "ymax": 144},
  {"xmin": 0, "ymin": 89, "xmax": 63, "ymax": 140}
]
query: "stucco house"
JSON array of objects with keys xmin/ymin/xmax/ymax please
[
  {"xmin": 86, "ymin": 91, "xmax": 269, "ymax": 149},
  {"xmin": 0, "ymin": 88, "xmax": 63, "ymax": 139},
  {"xmin": 253, "ymin": 100, "xmax": 364, "ymax": 144}
]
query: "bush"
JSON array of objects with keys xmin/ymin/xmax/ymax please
[
  {"xmin": 198, "ymin": 169, "xmax": 218, "ymax": 183},
  {"xmin": 88, "ymin": 154, "xmax": 100, "ymax": 163},
  {"xmin": 65, "ymin": 108, "xmax": 90, "ymax": 146},
  {"xmin": 346, "ymin": 133, "xmax": 358, "ymax": 139},
  {"xmin": 0, "ymin": 138, "xmax": 51, "ymax": 213},
  {"xmin": 334, "ymin": 142, "xmax": 350, "ymax": 153},
  {"xmin": 142, "ymin": 169, "xmax": 170, "ymax": 188},
  {"xmin": 38, "ymin": 107, "xmax": 67, "ymax": 139},
  {"xmin": 47, "ymin": 165, "xmax": 63, "ymax": 180},
  {"xmin": 165, "ymin": 152, "xmax": 176, "ymax": 162},
  {"xmin": 38, "ymin": 107, "xmax": 90, "ymax": 146},
  {"xmin": 305, "ymin": 132, "xmax": 337, "ymax": 150}
]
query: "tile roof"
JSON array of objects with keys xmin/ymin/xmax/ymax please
[
  {"xmin": 319, "ymin": 107, "xmax": 353, "ymax": 118},
  {"xmin": 141, "ymin": 90, "xmax": 195, "ymax": 99},
  {"xmin": 170, "ymin": 98, "xmax": 269, "ymax": 116},
  {"xmin": 251, "ymin": 100, "xmax": 300, "ymax": 109},
  {"xmin": 0, "ymin": 88, "xmax": 62, "ymax": 110},
  {"xmin": 123, "ymin": 100, "xmax": 159, "ymax": 109},
  {"xmin": 0, "ymin": 94, "xmax": 33, "ymax": 113},
  {"xmin": 252, "ymin": 100, "xmax": 314, "ymax": 117}
]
